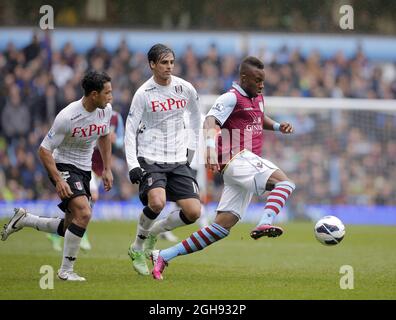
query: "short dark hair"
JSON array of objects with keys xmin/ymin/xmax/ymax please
[
  {"xmin": 240, "ymin": 56, "xmax": 264, "ymax": 72},
  {"xmin": 81, "ymin": 71, "xmax": 111, "ymax": 96},
  {"xmin": 147, "ymin": 43, "xmax": 175, "ymax": 64}
]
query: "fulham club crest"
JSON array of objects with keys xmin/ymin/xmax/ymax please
[
  {"xmin": 174, "ymin": 85, "xmax": 183, "ymax": 94},
  {"xmin": 74, "ymin": 181, "xmax": 83, "ymax": 190}
]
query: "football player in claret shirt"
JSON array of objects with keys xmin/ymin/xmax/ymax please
[
  {"xmin": 124, "ymin": 44, "xmax": 202, "ymax": 276},
  {"xmin": 1, "ymin": 71, "xmax": 114, "ymax": 281},
  {"xmin": 151, "ymin": 56, "xmax": 296, "ymax": 280}
]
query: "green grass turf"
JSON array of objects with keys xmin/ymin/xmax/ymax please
[{"xmin": 0, "ymin": 219, "xmax": 395, "ymax": 300}]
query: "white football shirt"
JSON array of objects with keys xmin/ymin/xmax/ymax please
[
  {"xmin": 125, "ymin": 75, "xmax": 201, "ymax": 170},
  {"xmin": 41, "ymin": 98, "xmax": 112, "ymax": 171}
]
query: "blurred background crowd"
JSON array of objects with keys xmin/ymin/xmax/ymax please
[
  {"xmin": 0, "ymin": 0, "xmax": 395, "ymax": 219},
  {"xmin": 1, "ymin": 31, "xmax": 395, "ymax": 212}
]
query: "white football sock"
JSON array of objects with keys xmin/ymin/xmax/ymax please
[
  {"xmin": 23, "ymin": 213, "xmax": 62, "ymax": 234},
  {"xmin": 132, "ymin": 211, "xmax": 156, "ymax": 251},
  {"xmin": 60, "ymin": 224, "xmax": 85, "ymax": 272},
  {"xmin": 149, "ymin": 209, "xmax": 188, "ymax": 236}
]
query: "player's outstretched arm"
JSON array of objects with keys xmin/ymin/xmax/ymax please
[{"xmin": 263, "ymin": 115, "xmax": 293, "ymax": 134}]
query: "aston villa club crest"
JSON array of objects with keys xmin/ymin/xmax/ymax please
[
  {"xmin": 174, "ymin": 85, "xmax": 183, "ymax": 94},
  {"xmin": 74, "ymin": 181, "xmax": 83, "ymax": 190}
]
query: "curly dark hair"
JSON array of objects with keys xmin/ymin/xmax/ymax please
[{"xmin": 81, "ymin": 71, "xmax": 111, "ymax": 96}]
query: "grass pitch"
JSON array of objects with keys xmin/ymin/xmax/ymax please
[{"xmin": 0, "ymin": 219, "xmax": 395, "ymax": 300}]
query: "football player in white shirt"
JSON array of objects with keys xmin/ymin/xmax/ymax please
[
  {"xmin": 46, "ymin": 110, "xmax": 124, "ymax": 253},
  {"xmin": 1, "ymin": 71, "xmax": 114, "ymax": 281},
  {"xmin": 153, "ymin": 114, "xmax": 210, "ymax": 243},
  {"xmin": 125, "ymin": 44, "xmax": 202, "ymax": 275}
]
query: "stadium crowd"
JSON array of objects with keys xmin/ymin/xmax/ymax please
[{"xmin": 1, "ymin": 33, "xmax": 395, "ymax": 214}]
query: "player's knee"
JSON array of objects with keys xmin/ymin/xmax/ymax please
[
  {"xmin": 82, "ymin": 209, "xmax": 92, "ymax": 222},
  {"xmin": 178, "ymin": 209, "xmax": 200, "ymax": 225},
  {"xmin": 78, "ymin": 210, "xmax": 92, "ymax": 225},
  {"xmin": 183, "ymin": 209, "xmax": 201, "ymax": 223},
  {"xmin": 148, "ymin": 198, "xmax": 166, "ymax": 213},
  {"xmin": 72, "ymin": 205, "xmax": 92, "ymax": 225},
  {"xmin": 179, "ymin": 200, "xmax": 201, "ymax": 223}
]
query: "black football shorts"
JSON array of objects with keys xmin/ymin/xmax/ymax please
[
  {"xmin": 138, "ymin": 158, "xmax": 200, "ymax": 206},
  {"xmin": 50, "ymin": 163, "xmax": 92, "ymax": 212}
]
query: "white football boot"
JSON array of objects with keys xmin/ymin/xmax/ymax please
[
  {"xmin": 57, "ymin": 270, "xmax": 86, "ymax": 281},
  {"xmin": 1, "ymin": 208, "xmax": 27, "ymax": 241}
]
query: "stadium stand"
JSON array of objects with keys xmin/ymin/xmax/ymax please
[{"xmin": 0, "ymin": 32, "xmax": 395, "ymax": 219}]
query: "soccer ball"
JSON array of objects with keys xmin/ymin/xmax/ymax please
[{"xmin": 314, "ymin": 215, "xmax": 345, "ymax": 245}]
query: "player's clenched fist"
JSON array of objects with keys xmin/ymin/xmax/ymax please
[{"xmin": 280, "ymin": 122, "xmax": 293, "ymax": 134}]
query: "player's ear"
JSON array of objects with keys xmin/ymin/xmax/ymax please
[
  {"xmin": 90, "ymin": 90, "xmax": 99, "ymax": 99},
  {"xmin": 149, "ymin": 61, "xmax": 156, "ymax": 69}
]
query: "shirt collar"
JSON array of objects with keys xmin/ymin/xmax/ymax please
[{"xmin": 232, "ymin": 82, "xmax": 249, "ymax": 97}]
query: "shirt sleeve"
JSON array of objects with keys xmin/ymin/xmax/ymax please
[
  {"xmin": 206, "ymin": 92, "xmax": 237, "ymax": 126},
  {"xmin": 40, "ymin": 112, "xmax": 68, "ymax": 152},
  {"xmin": 114, "ymin": 112, "xmax": 124, "ymax": 149},
  {"xmin": 102, "ymin": 104, "xmax": 113, "ymax": 136},
  {"xmin": 186, "ymin": 84, "xmax": 201, "ymax": 151},
  {"xmin": 124, "ymin": 92, "xmax": 145, "ymax": 171}
]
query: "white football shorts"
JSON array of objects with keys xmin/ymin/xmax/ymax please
[{"xmin": 216, "ymin": 149, "xmax": 279, "ymax": 220}]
